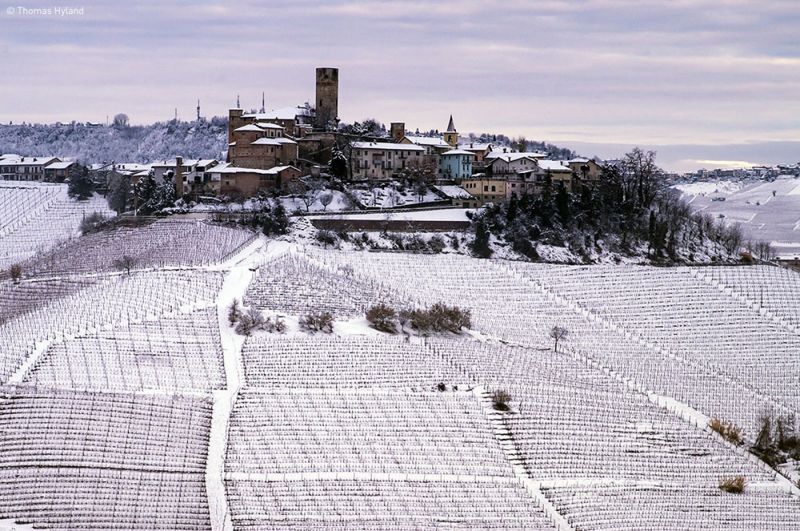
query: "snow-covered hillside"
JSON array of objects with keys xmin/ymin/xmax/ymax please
[
  {"xmin": 1, "ymin": 226, "xmax": 799, "ymax": 529},
  {"xmin": 675, "ymin": 175, "xmax": 800, "ymax": 258},
  {"xmin": 0, "ymin": 119, "xmax": 228, "ymax": 163}
]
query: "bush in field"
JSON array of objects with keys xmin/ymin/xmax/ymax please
[
  {"xmin": 709, "ymin": 418, "xmax": 743, "ymax": 446},
  {"xmin": 228, "ymin": 299, "xmax": 241, "ymax": 325},
  {"xmin": 718, "ymin": 476, "xmax": 745, "ymax": 494},
  {"xmin": 491, "ymin": 390, "xmax": 512, "ymax": 412},
  {"xmin": 235, "ymin": 307, "xmax": 266, "ymax": 336},
  {"xmin": 262, "ymin": 315, "xmax": 286, "ymax": 333},
  {"xmin": 428, "ymin": 235, "xmax": 446, "ymax": 253},
  {"xmin": 80, "ymin": 211, "xmax": 110, "ymax": 235},
  {"xmin": 366, "ymin": 303, "xmax": 398, "ymax": 333},
  {"xmin": 316, "ymin": 230, "xmax": 337, "ymax": 247},
  {"xmin": 301, "ymin": 311, "xmax": 334, "ymax": 333},
  {"xmin": 9, "ymin": 264, "xmax": 22, "ymax": 284},
  {"xmin": 400, "ymin": 303, "xmax": 471, "ymax": 334}
]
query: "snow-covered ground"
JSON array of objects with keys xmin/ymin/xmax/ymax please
[
  {"xmin": 675, "ymin": 175, "xmax": 800, "ymax": 258},
  {"xmin": 308, "ymin": 208, "xmax": 474, "ymax": 222}
]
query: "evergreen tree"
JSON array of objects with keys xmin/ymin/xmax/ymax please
[
  {"xmin": 470, "ymin": 218, "xmax": 493, "ymax": 258},
  {"xmin": 261, "ymin": 201, "xmax": 289, "ymax": 236},
  {"xmin": 67, "ymin": 165, "xmax": 93, "ymax": 200},
  {"xmin": 107, "ymin": 174, "xmax": 132, "ymax": 214},
  {"xmin": 329, "ymin": 146, "xmax": 348, "ymax": 180},
  {"xmin": 556, "ymin": 183, "xmax": 570, "ymax": 222},
  {"xmin": 134, "ymin": 173, "xmax": 175, "ymax": 214}
]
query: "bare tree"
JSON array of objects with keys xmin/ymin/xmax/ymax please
[
  {"xmin": 9, "ymin": 264, "xmax": 22, "ymax": 284},
  {"xmin": 299, "ymin": 179, "xmax": 323, "ymax": 212},
  {"xmin": 113, "ymin": 255, "xmax": 136, "ymax": 275},
  {"xmin": 112, "ymin": 113, "xmax": 129, "ymax": 128},
  {"xmin": 550, "ymin": 326, "xmax": 568, "ymax": 352},
  {"xmin": 387, "ymin": 188, "xmax": 401, "ymax": 207},
  {"xmin": 414, "ymin": 179, "xmax": 428, "ymax": 203},
  {"xmin": 319, "ymin": 192, "xmax": 334, "ymax": 211}
]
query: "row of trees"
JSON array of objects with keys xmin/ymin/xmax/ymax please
[{"xmin": 469, "ymin": 148, "xmax": 758, "ymax": 263}]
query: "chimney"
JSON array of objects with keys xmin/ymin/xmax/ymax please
[{"xmin": 175, "ymin": 156, "xmax": 184, "ymax": 197}]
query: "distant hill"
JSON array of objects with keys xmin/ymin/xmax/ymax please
[
  {"xmin": 0, "ymin": 117, "xmax": 577, "ymax": 165},
  {"xmin": 0, "ymin": 118, "xmax": 229, "ymax": 164}
]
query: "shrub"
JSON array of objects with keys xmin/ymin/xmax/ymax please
[
  {"xmin": 228, "ymin": 299, "xmax": 241, "ymax": 325},
  {"xmin": 262, "ymin": 315, "xmax": 286, "ymax": 333},
  {"xmin": 708, "ymin": 418, "xmax": 743, "ymax": 446},
  {"xmin": 718, "ymin": 476, "xmax": 745, "ymax": 494},
  {"xmin": 491, "ymin": 390, "xmax": 512, "ymax": 412},
  {"xmin": 404, "ymin": 235, "xmax": 429, "ymax": 252},
  {"xmin": 316, "ymin": 230, "xmax": 337, "ymax": 247},
  {"xmin": 428, "ymin": 235, "xmax": 446, "ymax": 253},
  {"xmin": 366, "ymin": 303, "xmax": 398, "ymax": 333},
  {"xmin": 9, "ymin": 264, "xmax": 22, "ymax": 284},
  {"xmin": 513, "ymin": 237, "xmax": 539, "ymax": 260},
  {"xmin": 751, "ymin": 411, "xmax": 800, "ymax": 467},
  {"xmin": 399, "ymin": 303, "xmax": 471, "ymax": 335},
  {"xmin": 79, "ymin": 211, "xmax": 110, "ymax": 234},
  {"xmin": 301, "ymin": 311, "xmax": 334, "ymax": 334},
  {"xmin": 235, "ymin": 307, "xmax": 265, "ymax": 336}
]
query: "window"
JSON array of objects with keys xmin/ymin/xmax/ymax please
[
  {"xmin": 491, "ymin": 185, "xmax": 496, "ymax": 192},
  {"xmin": 483, "ymin": 185, "xmax": 488, "ymax": 192}
]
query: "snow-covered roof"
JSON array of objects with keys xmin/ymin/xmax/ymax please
[
  {"xmin": 0, "ymin": 156, "xmax": 59, "ymax": 167},
  {"xmin": 251, "ymin": 137, "xmax": 297, "ymax": 146},
  {"xmin": 151, "ymin": 159, "xmax": 204, "ymax": 168},
  {"xmin": 487, "ymin": 154, "xmax": 540, "ymax": 165},
  {"xmin": 485, "ymin": 151, "xmax": 547, "ymax": 160},
  {"xmin": 434, "ymin": 185, "xmax": 474, "ymax": 199},
  {"xmin": 538, "ymin": 160, "xmax": 571, "ymax": 172},
  {"xmin": 115, "ymin": 163, "xmax": 151, "ymax": 171},
  {"xmin": 234, "ymin": 124, "xmax": 265, "ymax": 133},
  {"xmin": 44, "ymin": 161, "xmax": 75, "ymax": 170},
  {"xmin": 352, "ymin": 142, "xmax": 425, "ymax": 151},
  {"xmin": 254, "ymin": 122, "xmax": 284, "ymax": 130},
  {"xmin": 243, "ymin": 105, "xmax": 311, "ymax": 121},
  {"xmin": 405, "ymin": 136, "xmax": 451, "ymax": 148},
  {"xmin": 458, "ymin": 143, "xmax": 493, "ymax": 152},
  {"xmin": 442, "ymin": 149, "xmax": 475, "ymax": 157},
  {"xmin": 567, "ymin": 157, "xmax": 590, "ymax": 163},
  {"xmin": 211, "ymin": 164, "xmax": 298, "ymax": 176}
]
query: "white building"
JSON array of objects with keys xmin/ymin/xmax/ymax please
[{"xmin": 351, "ymin": 142, "xmax": 425, "ymax": 181}]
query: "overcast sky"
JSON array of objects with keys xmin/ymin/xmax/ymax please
[{"xmin": 1, "ymin": 0, "xmax": 798, "ymax": 171}]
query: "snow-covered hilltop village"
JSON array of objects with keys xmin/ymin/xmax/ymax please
[{"xmin": 2, "ymin": 62, "xmax": 800, "ymax": 531}]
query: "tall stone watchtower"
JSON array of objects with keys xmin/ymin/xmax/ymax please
[{"xmin": 315, "ymin": 67, "xmax": 339, "ymax": 130}]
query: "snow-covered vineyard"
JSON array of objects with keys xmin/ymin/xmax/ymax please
[{"xmin": 2, "ymin": 203, "xmax": 800, "ymax": 528}]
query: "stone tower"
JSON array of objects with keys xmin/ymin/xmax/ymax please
[
  {"xmin": 315, "ymin": 67, "xmax": 339, "ymax": 130},
  {"xmin": 443, "ymin": 115, "xmax": 458, "ymax": 147},
  {"xmin": 390, "ymin": 122, "xmax": 405, "ymax": 142}
]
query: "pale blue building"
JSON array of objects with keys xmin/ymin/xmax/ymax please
[{"xmin": 440, "ymin": 149, "xmax": 474, "ymax": 181}]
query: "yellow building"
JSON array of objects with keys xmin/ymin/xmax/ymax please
[{"xmin": 460, "ymin": 177, "xmax": 507, "ymax": 205}]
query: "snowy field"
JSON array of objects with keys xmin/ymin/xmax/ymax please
[
  {"xmin": 675, "ymin": 175, "xmax": 800, "ymax": 258},
  {"xmin": 0, "ymin": 182, "xmax": 115, "ymax": 269},
  {"xmin": 1, "ymin": 224, "xmax": 800, "ymax": 529}
]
